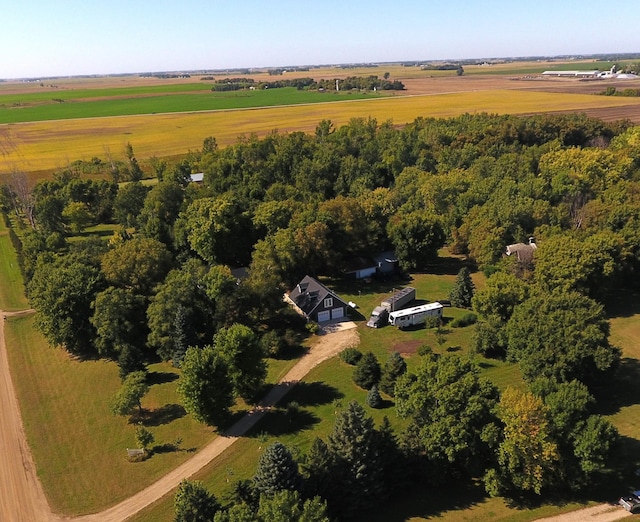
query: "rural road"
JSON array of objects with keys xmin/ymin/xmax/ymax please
[{"xmin": 0, "ymin": 313, "xmax": 358, "ymax": 521}]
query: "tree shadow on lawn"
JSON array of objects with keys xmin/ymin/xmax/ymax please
[
  {"xmin": 605, "ymin": 290, "xmax": 640, "ymax": 319},
  {"xmin": 370, "ymin": 479, "xmax": 603, "ymax": 522},
  {"xmin": 271, "ymin": 344, "xmax": 308, "ymax": 361},
  {"xmin": 246, "ymin": 407, "xmax": 321, "ymax": 438},
  {"xmin": 593, "ymin": 357, "xmax": 640, "ymax": 415},
  {"xmin": 146, "ymin": 370, "xmax": 179, "ymax": 386},
  {"xmin": 151, "ymin": 440, "xmax": 197, "ymax": 455},
  {"xmin": 368, "ymin": 479, "xmax": 488, "ymax": 521},
  {"xmin": 130, "ymin": 403, "xmax": 187, "ymax": 427},
  {"xmin": 282, "ymin": 381, "xmax": 344, "ymax": 408},
  {"xmin": 421, "ymin": 255, "xmax": 475, "ymax": 277}
]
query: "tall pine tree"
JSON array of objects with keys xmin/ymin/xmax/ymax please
[{"xmin": 449, "ymin": 266, "xmax": 475, "ymax": 308}]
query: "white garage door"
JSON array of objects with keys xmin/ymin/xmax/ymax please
[
  {"xmin": 331, "ymin": 307, "xmax": 344, "ymax": 319},
  {"xmin": 317, "ymin": 310, "xmax": 331, "ymax": 322}
]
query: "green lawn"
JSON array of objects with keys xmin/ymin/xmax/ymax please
[{"xmin": 0, "ymin": 220, "xmax": 29, "ymax": 311}]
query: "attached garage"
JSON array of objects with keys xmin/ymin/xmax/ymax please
[
  {"xmin": 317, "ymin": 310, "xmax": 331, "ymax": 322},
  {"xmin": 287, "ymin": 275, "xmax": 350, "ymax": 325},
  {"xmin": 331, "ymin": 307, "xmax": 344, "ymax": 320}
]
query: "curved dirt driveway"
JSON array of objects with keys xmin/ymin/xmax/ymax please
[{"xmin": 0, "ymin": 312, "xmax": 358, "ymax": 521}]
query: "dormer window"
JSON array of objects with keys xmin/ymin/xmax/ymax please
[{"xmin": 324, "ymin": 297, "xmax": 333, "ymax": 308}]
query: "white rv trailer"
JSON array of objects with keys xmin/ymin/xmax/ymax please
[{"xmin": 388, "ymin": 302, "xmax": 443, "ymax": 329}]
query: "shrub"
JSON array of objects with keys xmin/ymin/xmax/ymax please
[
  {"xmin": 417, "ymin": 344, "xmax": 433, "ymax": 356},
  {"xmin": 305, "ymin": 322, "xmax": 320, "ymax": 335},
  {"xmin": 451, "ymin": 312, "xmax": 478, "ymax": 328},
  {"xmin": 340, "ymin": 348, "xmax": 363, "ymax": 365},
  {"xmin": 424, "ymin": 316, "xmax": 442, "ymax": 329}
]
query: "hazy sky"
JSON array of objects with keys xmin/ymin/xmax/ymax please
[{"xmin": 2, "ymin": 0, "xmax": 639, "ymax": 79}]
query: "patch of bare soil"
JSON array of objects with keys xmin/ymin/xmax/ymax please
[{"xmin": 392, "ymin": 339, "xmax": 424, "ymax": 355}]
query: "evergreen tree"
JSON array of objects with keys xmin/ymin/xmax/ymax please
[
  {"xmin": 116, "ymin": 342, "xmax": 146, "ymax": 380},
  {"xmin": 174, "ymin": 479, "xmax": 220, "ymax": 522},
  {"xmin": 302, "ymin": 437, "xmax": 335, "ymax": 502},
  {"xmin": 172, "ymin": 305, "xmax": 188, "ymax": 368},
  {"xmin": 366, "ymin": 385, "xmax": 383, "ymax": 408},
  {"xmin": 327, "ymin": 401, "xmax": 384, "ymax": 516},
  {"xmin": 253, "ymin": 441, "xmax": 302, "ymax": 497},
  {"xmin": 449, "ymin": 266, "xmax": 475, "ymax": 308},
  {"xmin": 379, "ymin": 351, "xmax": 407, "ymax": 396},
  {"xmin": 353, "ymin": 351, "xmax": 381, "ymax": 390}
]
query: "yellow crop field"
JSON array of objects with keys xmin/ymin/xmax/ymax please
[{"xmin": 2, "ymin": 89, "xmax": 640, "ymax": 175}]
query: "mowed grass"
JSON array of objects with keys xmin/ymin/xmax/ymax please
[
  {"xmin": 3, "ymin": 88, "xmax": 639, "ymax": 175},
  {"xmin": 4, "ymin": 315, "xmax": 220, "ymax": 515},
  {"xmin": 0, "ymin": 88, "xmax": 379, "ymax": 124},
  {"xmin": 4, "ymin": 306, "xmax": 300, "ymax": 516},
  {"xmin": 0, "ymin": 220, "xmax": 29, "ymax": 311}
]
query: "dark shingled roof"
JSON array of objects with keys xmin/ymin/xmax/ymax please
[{"xmin": 287, "ymin": 275, "xmax": 347, "ymax": 318}]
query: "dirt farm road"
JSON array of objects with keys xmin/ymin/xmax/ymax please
[{"xmin": 0, "ymin": 313, "xmax": 358, "ymax": 521}]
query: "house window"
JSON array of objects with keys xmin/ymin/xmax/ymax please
[{"xmin": 324, "ymin": 297, "xmax": 333, "ymax": 308}]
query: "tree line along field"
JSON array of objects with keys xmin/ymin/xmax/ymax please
[
  {"xmin": 3, "ymin": 88, "xmax": 640, "ymax": 181},
  {"xmin": 3, "ymin": 59, "xmax": 640, "ymax": 179}
]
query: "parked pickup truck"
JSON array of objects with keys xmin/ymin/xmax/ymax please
[{"xmin": 366, "ymin": 287, "xmax": 416, "ymax": 328}]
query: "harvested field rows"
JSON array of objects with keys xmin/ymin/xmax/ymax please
[{"xmin": 3, "ymin": 89, "xmax": 640, "ymax": 175}]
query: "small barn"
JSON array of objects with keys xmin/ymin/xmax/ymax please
[
  {"xmin": 342, "ymin": 257, "xmax": 378, "ymax": 280},
  {"xmin": 286, "ymin": 275, "xmax": 349, "ymax": 323},
  {"xmin": 373, "ymin": 251, "xmax": 399, "ymax": 274}
]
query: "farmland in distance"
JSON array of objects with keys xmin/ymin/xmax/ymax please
[{"xmin": 2, "ymin": 61, "xmax": 640, "ymax": 180}]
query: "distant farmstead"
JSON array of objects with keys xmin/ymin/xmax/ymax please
[{"xmin": 285, "ymin": 275, "xmax": 348, "ymax": 323}]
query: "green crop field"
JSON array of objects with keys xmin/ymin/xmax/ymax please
[{"xmin": 0, "ymin": 87, "xmax": 378, "ymax": 124}]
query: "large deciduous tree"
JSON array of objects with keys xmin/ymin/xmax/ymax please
[
  {"xmin": 484, "ymin": 387, "xmax": 559, "ymax": 497},
  {"xmin": 101, "ymin": 236, "xmax": 172, "ymax": 294},
  {"xmin": 177, "ymin": 345, "xmax": 233, "ymax": 428},
  {"xmin": 387, "ymin": 210, "xmax": 445, "ymax": 271},
  {"xmin": 146, "ymin": 259, "xmax": 214, "ymax": 361},
  {"xmin": 395, "ymin": 353, "xmax": 500, "ymax": 481},
  {"xmin": 505, "ymin": 290, "xmax": 620, "ymax": 386},
  {"xmin": 91, "ymin": 286, "xmax": 147, "ymax": 360},
  {"xmin": 214, "ymin": 324, "xmax": 266, "ymax": 402},
  {"xmin": 28, "ymin": 254, "xmax": 103, "ymax": 355},
  {"xmin": 113, "ymin": 181, "xmax": 149, "ymax": 228},
  {"xmin": 180, "ymin": 195, "xmax": 253, "ymax": 266}
]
